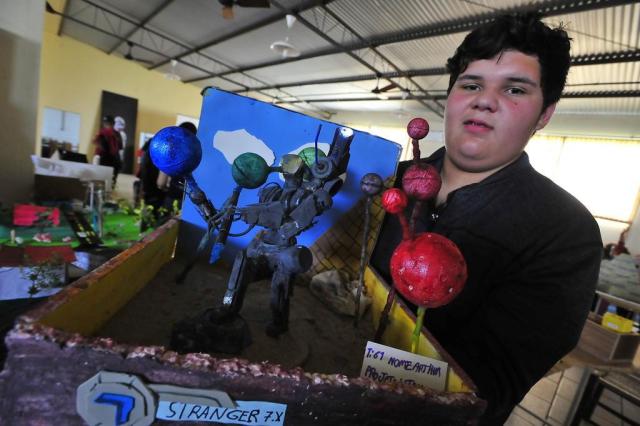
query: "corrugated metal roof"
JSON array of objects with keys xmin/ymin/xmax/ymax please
[
  {"xmin": 376, "ymin": 33, "xmax": 469, "ymax": 70},
  {"xmin": 50, "ymin": 0, "xmax": 640, "ymax": 135},
  {"xmin": 557, "ymin": 97, "xmax": 640, "ymax": 114},
  {"xmin": 568, "ymin": 62, "xmax": 640, "ymax": 87},
  {"xmin": 547, "ymin": 4, "xmax": 640, "ymax": 55},
  {"xmin": 149, "ymin": 0, "xmax": 281, "ymax": 46}
]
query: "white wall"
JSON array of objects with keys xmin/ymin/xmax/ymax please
[
  {"xmin": 545, "ymin": 113, "xmax": 640, "ymax": 139},
  {"xmin": 0, "ymin": 0, "xmax": 44, "ymax": 204},
  {"xmin": 627, "ymin": 206, "xmax": 640, "ymax": 254}
]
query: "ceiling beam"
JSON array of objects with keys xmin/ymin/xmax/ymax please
[
  {"xmin": 275, "ymin": 90, "xmax": 640, "ymax": 104},
  {"xmin": 57, "ymin": 0, "xmax": 70, "ymax": 36},
  {"xmin": 76, "ymin": 0, "xmax": 241, "ymax": 80},
  {"xmin": 80, "ymin": 0, "xmax": 189, "ymax": 52},
  {"xmin": 49, "ymin": 6, "xmax": 214, "ymax": 75},
  {"xmin": 572, "ymin": 49, "xmax": 640, "ymax": 66},
  {"xmin": 316, "ymin": 3, "xmax": 444, "ymax": 116},
  {"xmin": 234, "ymin": 49, "xmax": 640, "ymax": 92},
  {"xmin": 48, "ymin": 5, "xmax": 278, "ymax": 96},
  {"xmin": 51, "ymin": 1, "xmax": 332, "ymax": 117},
  {"xmin": 235, "ymin": 69, "xmax": 444, "ymax": 92},
  {"xmin": 148, "ymin": 0, "xmax": 330, "ymax": 71},
  {"xmin": 269, "ymin": 0, "xmax": 442, "ymax": 117},
  {"xmin": 559, "ymin": 90, "xmax": 640, "ymax": 98},
  {"xmin": 106, "ymin": 0, "xmax": 175, "ymax": 54},
  {"xmin": 186, "ymin": 0, "xmax": 638, "ymax": 84}
]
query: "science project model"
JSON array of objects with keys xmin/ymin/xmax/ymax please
[
  {"xmin": 150, "ymin": 125, "xmax": 354, "ymax": 353},
  {"xmin": 375, "ymin": 118, "xmax": 468, "ymax": 352}
]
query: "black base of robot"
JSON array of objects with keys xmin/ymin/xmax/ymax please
[
  {"xmin": 170, "ymin": 308, "xmax": 252, "ymax": 355},
  {"xmin": 170, "ymin": 239, "xmax": 311, "ymax": 355}
]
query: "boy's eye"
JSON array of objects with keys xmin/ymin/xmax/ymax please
[
  {"xmin": 461, "ymin": 84, "xmax": 480, "ymax": 91},
  {"xmin": 506, "ymin": 87, "xmax": 526, "ymax": 95}
]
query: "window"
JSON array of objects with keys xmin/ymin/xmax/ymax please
[{"xmin": 527, "ymin": 135, "xmax": 640, "ymax": 244}]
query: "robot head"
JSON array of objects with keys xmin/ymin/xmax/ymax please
[{"xmin": 309, "ymin": 127, "xmax": 354, "ymax": 182}]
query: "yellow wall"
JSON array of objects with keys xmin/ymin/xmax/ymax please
[{"xmin": 38, "ymin": 3, "xmax": 202, "ymax": 161}]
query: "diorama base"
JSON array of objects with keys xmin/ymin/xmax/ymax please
[{"xmin": 97, "ymin": 257, "xmax": 373, "ymax": 375}]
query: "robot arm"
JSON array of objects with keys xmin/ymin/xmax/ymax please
[
  {"xmin": 184, "ymin": 175, "xmax": 218, "ymax": 228},
  {"xmin": 278, "ymin": 188, "xmax": 332, "ymax": 241},
  {"xmin": 237, "ymin": 186, "xmax": 332, "ymax": 242},
  {"xmin": 236, "ymin": 152, "xmax": 306, "ymax": 230}
]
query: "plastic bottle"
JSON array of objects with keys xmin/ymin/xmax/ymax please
[
  {"xmin": 602, "ymin": 305, "xmax": 634, "ymax": 333},
  {"xmin": 632, "ymin": 312, "xmax": 640, "ymax": 334}
]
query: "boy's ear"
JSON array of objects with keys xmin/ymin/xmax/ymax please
[{"xmin": 535, "ymin": 103, "xmax": 556, "ymax": 131}]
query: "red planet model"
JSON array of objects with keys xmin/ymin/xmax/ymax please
[
  {"xmin": 376, "ymin": 117, "xmax": 468, "ymax": 352},
  {"xmin": 390, "ymin": 232, "xmax": 467, "ymax": 308}
]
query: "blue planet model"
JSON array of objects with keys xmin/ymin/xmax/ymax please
[{"xmin": 150, "ymin": 126, "xmax": 202, "ymax": 177}]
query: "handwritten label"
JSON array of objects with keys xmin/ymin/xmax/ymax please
[
  {"xmin": 360, "ymin": 341, "xmax": 447, "ymax": 391},
  {"xmin": 157, "ymin": 400, "xmax": 287, "ymax": 425}
]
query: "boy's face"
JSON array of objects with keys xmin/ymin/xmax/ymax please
[{"xmin": 444, "ymin": 50, "xmax": 555, "ymax": 174}]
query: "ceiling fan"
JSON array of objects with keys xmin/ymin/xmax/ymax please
[
  {"xmin": 164, "ymin": 60, "xmax": 181, "ymax": 81},
  {"xmin": 218, "ymin": 0, "xmax": 270, "ymax": 20},
  {"xmin": 45, "ymin": 2, "xmax": 58, "ymax": 14},
  {"xmin": 270, "ymin": 15, "xmax": 300, "ymax": 58},
  {"xmin": 372, "ymin": 78, "xmax": 398, "ymax": 100},
  {"xmin": 123, "ymin": 41, "xmax": 153, "ymax": 65}
]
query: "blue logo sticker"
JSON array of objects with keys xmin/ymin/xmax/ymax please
[{"xmin": 94, "ymin": 393, "xmax": 135, "ymax": 425}]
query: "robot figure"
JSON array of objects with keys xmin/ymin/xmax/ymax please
[{"xmin": 150, "ymin": 126, "xmax": 354, "ymax": 353}]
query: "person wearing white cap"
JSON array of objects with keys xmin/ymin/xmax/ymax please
[{"xmin": 114, "ymin": 116, "xmax": 127, "ymax": 164}]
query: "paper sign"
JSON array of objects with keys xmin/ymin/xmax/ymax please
[
  {"xmin": 360, "ymin": 341, "xmax": 447, "ymax": 391},
  {"xmin": 156, "ymin": 400, "xmax": 287, "ymax": 425}
]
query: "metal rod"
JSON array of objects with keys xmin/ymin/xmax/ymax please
[
  {"xmin": 354, "ymin": 196, "xmax": 372, "ymax": 327},
  {"xmin": 232, "ymin": 50, "xmax": 640, "ymax": 93},
  {"xmin": 275, "ymin": 90, "xmax": 640, "ymax": 104}
]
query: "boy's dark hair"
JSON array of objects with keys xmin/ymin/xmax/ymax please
[
  {"xmin": 102, "ymin": 115, "xmax": 115, "ymax": 125},
  {"xmin": 179, "ymin": 121, "xmax": 198, "ymax": 135},
  {"xmin": 446, "ymin": 13, "xmax": 571, "ymax": 110}
]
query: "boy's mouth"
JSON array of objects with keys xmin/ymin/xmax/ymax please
[{"xmin": 463, "ymin": 119, "xmax": 493, "ymax": 129}]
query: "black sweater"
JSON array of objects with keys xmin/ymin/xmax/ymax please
[{"xmin": 371, "ymin": 147, "xmax": 602, "ymax": 424}]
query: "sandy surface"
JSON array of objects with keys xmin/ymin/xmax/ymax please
[{"xmin": 98, "ymin": 258, "xmax": 375, "ymax": 377}]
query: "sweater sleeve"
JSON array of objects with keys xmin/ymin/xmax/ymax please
[{"xmin": 444, "ymin": 216, "xmax": 602, "ymax": 424}]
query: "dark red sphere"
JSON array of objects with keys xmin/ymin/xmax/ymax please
[
  {"xmin": 402, "ymin": 163, "xmax": 441, "ymax": 201},
  {"xmin": 407, "ymin": 118, "xmax": 429, "ymax": 140},
  {"xmin": 390, "ymin": 232, "xmax": 467, "ymax": 308},
  {"xmin": 381, "ymin": 188, "xmax": 408, "ymax": 214}
]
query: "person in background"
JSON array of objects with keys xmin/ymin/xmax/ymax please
[
  {"xmin": 158, "ymin": 121, "xmax": 198, "ymax": 212},
  {"xmin": 139, "ymin": 135, "xmax": 165, "ymax": 220},
  {"xmin": 139, "ymin": 122, "xmax": 197, "ymax": 229},
  {"xmin": 374, "ymin": 13, "xmax": 602, "ymax": 424},
  {"xmin": 93, "ymin": 115, "xmax": 122, "ymax": 186},
  {"xmin": 114, "ymin": 116, "xmax": 127, "ymax": 165}
]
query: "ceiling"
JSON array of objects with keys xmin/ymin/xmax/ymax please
[{"xmin": 48, "ymin": 0, "xmax": 640, "ymax": 137}]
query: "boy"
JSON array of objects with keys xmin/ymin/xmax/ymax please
[{"xmin": 374, "ymin": 13, "xmax": 602, "ymax": 424}]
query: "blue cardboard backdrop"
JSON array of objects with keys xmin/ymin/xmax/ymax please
[{"xmin": 180, "ymin": 88, "xmax": 402, "ymax": 262}]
